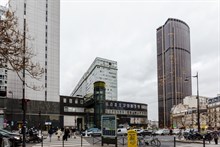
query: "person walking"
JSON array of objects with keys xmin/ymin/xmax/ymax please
[
  {"xmin": 48, "ymin": 128, "xmax": 53, "ymax": 142},
  {"xmin": 0, "ymin": 134, "xmax": 2, "ymax": 147},
  {"xmin": 212, "ymin": 128, "xmax": 219, "ymax": 144},
  {"xmin": 56, "ymin": 128, "xmax": 62, "ymax": 141},
  {"xmin": 72, "ymin": 127, "xmax": 76, "ymax": 139},
  {"xmin": 63, "ymin": 127, "xmax": 70, "ymax": 141},
  {"xmin": 178, "ymin": 129, "xmax": 183, "ymax": 140}
]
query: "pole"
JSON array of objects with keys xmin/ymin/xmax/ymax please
[
  {"xmin": 39, "ymin": 111, "xmax": 43, "ymax": 147},
  {"xmin": 196, "ymin": 72, "xmax": 200, "ymax": 133},
  {"xmin": 81, "ymin": 123, "xmax": 83, "ymax": 147},
  {"xmin": 22, "ymin": 8, "xmax": 26, "ymax": 147},
  {"xmin": 174, "ymin": 136, "xmax": 176, "ymax": 147},
  {"xmin": 9, "ymin": 91, "xmax": 13, "ymax": 131}
]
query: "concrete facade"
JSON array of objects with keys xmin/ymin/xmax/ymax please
[
  {"xmin": 170, "ymin": 96, "xmax": 209, "ymax": 129},
  {"xmin": 71, "ymin": 57, "xmax": 118, "ymax": 101},
  {"xmin": 6, "ymin": 0, "xmax": 60, "ymax": 102}
]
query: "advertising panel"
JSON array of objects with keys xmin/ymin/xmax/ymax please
[{"xmin": 101, "ymin": 115, "xmax": 116, "ymax": 137}]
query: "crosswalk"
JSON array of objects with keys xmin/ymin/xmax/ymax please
[{"xmin": 31, "ymin": 136, "xmax": 91, "ymax": 147}]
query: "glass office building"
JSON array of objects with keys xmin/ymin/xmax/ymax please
[{"xmin": 157, "ymin": 18, "xmax": 192, "ymax": 128}]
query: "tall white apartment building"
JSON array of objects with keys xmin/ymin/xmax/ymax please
[
  {"xmin": 0, "ymin": 6, "xmax": 7, "ymax": 97},
  {"xmin": 71, "ymin": 57, "xmax": 118, "ymax": 101},
  {"xmin": 5, "ymin": 0, "xmax": 60, "ymax": 102}
]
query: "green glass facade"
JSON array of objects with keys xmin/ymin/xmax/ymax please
[{"xmin": 94, "ymin": 81, "xmax": 106, "ymax": 128}]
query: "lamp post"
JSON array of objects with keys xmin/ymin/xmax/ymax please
[
  {"xmin": 8, "ymin": 91, "xmax": 13, "ymax": 130},
  {"xmin": 185, "ymin": 72, "xmax": 200, "ymax": 133},
  {"xmin": 193, "ymin": 72, "xmax": 200, "ymax": 133}
]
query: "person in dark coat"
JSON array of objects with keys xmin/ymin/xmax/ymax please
[
  {"xmin": 212, "ymin": 128, "xmax": 219, "ymax": 145},
  {"xmin": 0, "ymin": 134, "xmax": 3, "ymax": 146},
  {"xmin": 48, "ymin": 128, "xmax": 53, "ymax": 142},
  {"xmin": 63, "ymin": 127, "xmax": 70, "ymax": 141}
]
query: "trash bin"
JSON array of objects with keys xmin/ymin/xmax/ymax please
[{"xmin": 127, "ymin": 130, "xmax": 137, "ymax": 147}]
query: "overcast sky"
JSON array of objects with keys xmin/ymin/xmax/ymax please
[
  {"xmin": 60, "ymin": 0, "xmax": 219, "ymax": 121},
  {"xmin": 1, "ymin": 0, "xmax": 219, "ymax": 121}
]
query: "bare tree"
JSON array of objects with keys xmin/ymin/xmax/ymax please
[{"xmin": 0, "ymin": 8, "xmax": 44, "ymax": 90}]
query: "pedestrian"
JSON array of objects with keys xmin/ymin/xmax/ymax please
[
  {"xmin": 169, "ymin": 128, "xmax": 173, "ymax": 135},
  {"xmin": 63, "ymin": 127, "xmax": 70, "ymax": 141},
  {"xmin": 212, "ymin": 128, "xmax": 219, "ymax": 144},
  {"xmin": 72, "ymin": 127, "xmax": 76, "ymax": 139},
  {"xmin": 0, "ymin": 134, "xmax": 3, "ymax": 147},
  {"xmin": 56, "ymin": 128, "xmax": 62, "ymax": 141},
  {"xmin": 48, "ymin": 128, "xmax": 53, "ymax": 142},
  {"xmin": 178, "ymin": 129, "xmax": 183, "ymax": 140}
]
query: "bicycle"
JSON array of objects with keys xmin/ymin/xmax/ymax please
[{"xmin": 138, "ymin": 135, "xmax": 161, "ymax": 147}]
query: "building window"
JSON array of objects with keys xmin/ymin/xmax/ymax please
[
  {"xmin": 64, "ymin": 106, "xmax": 68, "ymax": 112},
  {"xmin": 63, "ymin": 98, "xmax": 66, "ymax": 103},
  {"xmin": 110, "ymin": 102, "xmax": 113, "ymax": 106},
  {"xmin": 80, "ymin": 100, "xmax": 83, "ymax": 104},
  {"xmin": 69, "ymin": 99, "xmax": 72, "ymax": 103},
  {"xmin": 75, "ymin": 99, "xmax": 78, "ymax": 104}
]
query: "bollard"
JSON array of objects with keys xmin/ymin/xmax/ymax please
[
  {"xmin": 203, "ymin": 135, "xmax": 205, "ymax": 147},
  {"xmin": 62, "ymin": 135, "xmax": 64, "ymax": 147},
  {"xmin": 174, "ymin": 136, "xmax": 176, "ymax": 147},
  {"xmin": 41, "ymin": 135, "xmax": 43, "ymax": 147},
  {"xmin": 81, "ymin": 134, "xmax": 83, "ymax": 147},
  {"xmin": 122, "ymin": 135, "xmax": 124, "ymax": 145}
]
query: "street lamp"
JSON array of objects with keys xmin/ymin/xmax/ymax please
[
  {"xmin": 185, "ymin": 72, "xmax": 200, "ymax": 133},
  {"xmin": 8, "ymin": 91, "xmax": 13, "ymax": 130}
]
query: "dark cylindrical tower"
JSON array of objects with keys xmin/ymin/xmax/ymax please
[
  {"xmin": 157, "ymin": 18, "xmax": 192, "ymax": 128},
  {"xmin": 93, "ymin": 81, "xmax": 106, "ymax": 128}
]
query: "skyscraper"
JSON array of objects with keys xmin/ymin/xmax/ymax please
[
  {"xmin": 156, "ymin": 18, "xmax": 192, "ymax": 128},
  {"xmin": 71, "ymin": 57, "xmax": 118, "ymax": 101},
  {"xmin": 6, "ymin": 0, "xmax": 60, "ymax": 102}
]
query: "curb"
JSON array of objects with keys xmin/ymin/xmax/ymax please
[{"xmin": 176, "ymin": 139, "xmax": 214, "ymax": 145}]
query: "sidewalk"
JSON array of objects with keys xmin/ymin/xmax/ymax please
[
  {"xmin": 36, "ymin": 134, "xmax": 220, "ymax": 147},
  {"xmin": 176, "ymin": 137, "xmax": 220, "ymax": 147}
]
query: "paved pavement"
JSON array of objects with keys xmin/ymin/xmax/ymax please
[
  {"xmin": 176, "ymin": 138, "xmax": 219, "ymax": 147},
  {"xmin": 30, "ymin": 134, "xmax": 91, "ymax": 147},
  {"xmin": 29, "ymin": 134, "xmax": 220, "ymax": 147}
]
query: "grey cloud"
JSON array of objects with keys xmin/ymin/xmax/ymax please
[{"xmin": 60, "ymin": 0, "xmax": 219, "ymax": 121}]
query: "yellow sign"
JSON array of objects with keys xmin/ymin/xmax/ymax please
[{"xmin": 127, "ymin": 130, "xmax": 137, "ymax": 147}]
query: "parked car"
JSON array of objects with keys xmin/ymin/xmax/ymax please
[
  {"xmin": 172, "ymin": 129, "xmax": 180, "ymax": 135},
  {"xmin": 81, "ymin": 128, "xmax": 101, "ymax": 136},
  {"xmin": 117, "ymin": 128, "xmax": 127, "ymax": 136},
  {"xmin": 133, "ymin": 129, "xmax": 143, "ymax": 135},
  {"xmin": 0, "ymin": 129, "xmax": 22, "ymax": 146},
  {"xmin": 140, "ymin": 129, "xmax": 156, "ymax": 136},
  {"xmin": 155, "ymin": 129, "xmax": 170, "ymax": 135}
]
